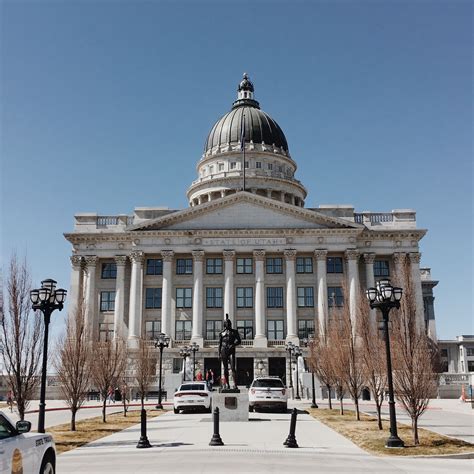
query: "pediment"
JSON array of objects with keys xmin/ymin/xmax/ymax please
[{"xmin": 127, "ymin": 192, "xmax": 362, "ymax": 232}]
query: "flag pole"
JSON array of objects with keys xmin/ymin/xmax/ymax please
[{"xmin": 241, "ymin": 112, "xmax": 246, "ymax": 192}]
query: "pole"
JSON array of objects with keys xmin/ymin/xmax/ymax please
[
  {"xmin": 183, "ymin": 356, "xmax": 186, "ymax": 382},
  {"xmin": 157, "ymin": 346, "xmax": 164, "ymax": 409},
  {"xmin": 382, "ymin": 308, "xmax": 404, "ymax": 448},
  {"xmin": 193, "ymin": 349, "xmax": 196, "ymax": 381},
  {"xmin": 288, "ymin": 350, "xmax": 293, "ymax": 389},
  {"xmin": 311, "ymin": 372, "xmax": 318, "ymax": 408},
  {"xmin": 295, "ymin": 355, "xmax": 301, "ymax": 400},
  {"xmin": 38, "ymin": 310, "xmax": 51, "ymax": 433},
  {"xmin": 241, "ymin": 112, "xmax": 246, "ymax": 192}
]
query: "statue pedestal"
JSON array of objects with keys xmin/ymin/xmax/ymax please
[{"xmin": 213, "ymin": 391, "xmax": 249, "ymax": 421}]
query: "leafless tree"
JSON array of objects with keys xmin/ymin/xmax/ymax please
[
  {"xmin": 134, "ymin": 339, "xmax": 156, "ymax": 409},
  {"xmin": 359, "ymin": 294, "xmax": 387, "ymax": 429},
  {"xmin": 54, "ymin": 299, "xmax": 91, "ymax": 431},
  {"xmin": 91, "ymin": 337, "xmax": 127, "ymax": 423},
  {"xmin": 391, "ymin": 258, "xmax": 439, "ymax": 444},
  {"xmin": 311, "ymin": 331, "xmax": 335, "ymax": 409},
  {"xmin": 0, "ymin": 255, "xmax": 42, "ymax": 420},
  {"xmin": 119, "ymin": 375, "xmax": 130, "ymax": 417}
]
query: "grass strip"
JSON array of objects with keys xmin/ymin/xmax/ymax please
[
  {"xmin": 47, "ymin": 409, "xmax": 164, "ymax": 454},
  {"xmin": 308, "ymin": 408, "xmax": 474, "ymax": 457}
]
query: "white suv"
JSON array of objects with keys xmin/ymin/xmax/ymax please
[
  {"xmin": 0, "ymin": 410, "xmax": 56, "ymax": 474},
  {"xmin": 248, "ymin": 377, "xmax": 288, "ymax": 412},
  {"xmin": 173, "ymin": 382, "xmax": 212, "ymax": 414}
]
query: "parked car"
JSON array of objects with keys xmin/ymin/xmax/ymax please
[
  {"xmin": 248, "ymin": 376, "xmax": 288, "ymax": 412},
  {"xmin": 173, "ymin": 382, "xmax": 212, "ymax": 414},
  {"xmin": 0, "ymin": 410, "xmax": 56, "ymax": 474}
]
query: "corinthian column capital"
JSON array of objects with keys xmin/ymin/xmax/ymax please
[
  {"xmin": 393, "ymin": 252, "xmax": 407, "ymax": 264},
  {"xmin": 408, "ymin": 252, "xmax": 422, "ymax": 264},
  {"xmin": 129, "ymin": 250, "xmax": 145, "ymax": 264},
  {"xmin": 70, "ymin": 255, "xmax": 83, "ymax": 269},
  {"xmin": 84, "ymin": 255, "xmax": 98, "ymax": 267},
  {"xmin": 223, "ymin": 250, "xmax": 235, "ymax": 261},
  {"xmin": 344, "ymin": 249, "xmax": 359, "ymax": 261},
  {"xmin": 363, "ymin": 253, "xmax": 376, "ymax": 264},
  {"xmin": 314, "ymin": 249, "xmax": 328, "ymax": 261},
  {"xmin": 283, "ymin": 249, "xmax": 297, "ymax": 260},
  {"xmin": 114, "ymin": 255, "xmax": 128, "ymax": 266},
  {"xmin": 253, "ymin": 249, "xmax": 266, "ymax": 261},
  {"xmin": 161, "ymin": 250, "xmax": 175, "ymax": 262},
  {"xmin": 192, "ymin": 250, "xmax": 205, "ymax": 261}
]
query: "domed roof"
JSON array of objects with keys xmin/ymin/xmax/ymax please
[{"xmin": 204, "ymin": 74, "xmax": 289, "ymax": 154}]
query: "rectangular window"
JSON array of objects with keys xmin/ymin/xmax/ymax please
[
  {"xmin": 256, "ymin": 161, "xmax": 262, "ymax": 169},
  {"xmin": 173, "ymin": 358, "xmax": 182, "ymax": 373},
  {"xmin": 236, "ymin": 287, "xmax": 253, "ymax": 308},
  {"xmin": 100, "ymin": 291, "xmax": 115, "ymax": 312},
  {"xmin": 237, "ymin": 320, "xmax": 254, "ymax": 340},
  {"xmin": 298, "ymin": 320, "xmax": 315, "ymax": 339},
  {"xmin": 209, "ymin": 166, "xmax": 214, "ymax": 174},
  {"xmin": 267, "ymin": 163, "xmax": 273, "ymax": 170},
  {"xmin": 146, "ymin": 258, "xmax": 163, "ymax": 275},
  {"xmin": 206, "ymin": 258, "xmax": 223, "ymax": 274},
  {"xmin": 145, "ymin": 288, "xmax": 162, "ymax": 309},
  {"xmin": 206, "ymin": 320, "xmax": 223, "ymax": 340},
  {"xmin": 266, "ymin": 287, "xmax": 284, "ymax": 308},
  {"xmin": 267, "ymin": 320, "xmax": 284, "ymax": 340},
  {"xmin": 176, "ymin": 258, "xmax": 193, "ymax": 275},
  {"xmin": 266, "ymin": 257, "xmax": 283, "ymax": 274},
  {"xmin": 327, "ymin": 257, "xmax": 343, "ymax": 273},
  {"xmin": 175, "ymin": 320, "xmax": 192, "ymax": 340},
  {"xmin": 468, "ymin": 361, "xmax": 474, "ymax": 372},
  {"xmin": 297, "ymin": 287, "xmax": 314, "ymax": 307},
  {"xmin": 218, "ymin": 163, "xmax": 224, "ymax": 171},
  {"xmin": 466, "ymin": 348, "xmax": 474, "ymax": 357},
  {"xmin": 244, "ymin": 161, "xmax": 249, "ymax": 168},
  {"xmin": 236, "ymin": 257, "xmax": 253, "ymax": 274},
  {"xmin": 440, "ymin": 360, "xmax": 449, "ymax": 372},
  {"xmin": 145, "ymin": 321, "xmax": 161, "ymax": 340},
  {"xmin": 176, "ymin": 288, "xmax": 192, "ymax": 308},
  {"xmin": 440, "ymin": 349, "xmax": 448, "ymax": 357},
  {"xmin": 374, "ymin": 260, "xmax": 390, "ymax": 277},
  {"xmin": 296, "ymin": 257, "xmax": 313, "ymax": 273},
  {"xmin": 230, "ymin": 162, "xmax": 237, "ymax": 169},
  {"xmin": 101, "ymin": 263, "xmax": 117, "ymax": 279},
  {"xmin": 99, "ymin": 323, "xmax": 114, "ymax": 342},
  {"xmin": 328, "ymin": 287, "xmax": 344, "ymax": 307},
  {"xmin": 206, "ymin": 287, "xmax": 223, "ymax": 308}
]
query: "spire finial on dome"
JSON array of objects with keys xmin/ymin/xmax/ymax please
[{"xmin": 237, "ymin": 72, "xmax": 254, "ymax": 99}]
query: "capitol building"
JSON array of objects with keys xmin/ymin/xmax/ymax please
[{"xmin": 64, "ymin": 74, "xmax": 438, "ymax": 385}]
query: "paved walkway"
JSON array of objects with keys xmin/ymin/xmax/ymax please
[{"xmin": 58, "ymin": 404, "xmax": 474, "ymax": 474}]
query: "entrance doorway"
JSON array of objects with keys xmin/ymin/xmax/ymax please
[
  {"xmin": 236, "ymin": 357, "xmax": 254, "ymax": 386},
  {"xmin": 269, "ymin": 357, "xmax": 286, "ymax": 384}
]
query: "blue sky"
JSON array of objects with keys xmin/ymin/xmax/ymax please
[{"xmin": 1, "ymin": 0, "xmax": 472, "ymax": 340}]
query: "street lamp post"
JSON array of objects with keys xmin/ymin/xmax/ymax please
[
  {"xmin": 293, "ymin": 346, "xmax": 302, "ymax": 400},
  {"xmin": 30, "ymin": 279, "xmax": 67, "ymax": 433},
  {"xmin": 366, "ymin": 279, "xmax": 404, "ymax": 448},
  {"xmin": 179, "ymin": 346, "xmax": 191, "ymax": 382},
  {"xmin": 303, "ymin": 336, "xmax": 318, "ymax": 409},
  {"xmin": 285, "ymin": 342, "xmax": 294, "ymax": 392},
  {"xmin": 154, "ymin": 333, "xmax": 170, "ymax": 409},
  {"xmin": 190, "ymin": 342, "xmax": 200, "ymax": 381}
]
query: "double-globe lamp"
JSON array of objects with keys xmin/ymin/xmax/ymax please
[
  {"xmin": 30, "ymin": 279, "xmax": 67, "ymax": 434},
  {"xmin": 366, "ymin": 278, "xmax": 404, "ymax": 449}
]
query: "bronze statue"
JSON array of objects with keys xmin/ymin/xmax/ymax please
[{"xmin": 218, "ymin": 314, "xmax": 241, "ymax": 390}]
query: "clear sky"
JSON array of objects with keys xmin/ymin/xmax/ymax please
[{"xmin": 1, "ymin": 0, "xmax": 472, "ymax": 341}]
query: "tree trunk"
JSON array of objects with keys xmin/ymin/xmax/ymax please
[
  {"xmin": 376, "ymin": 402, "xmax": 383, "ymax": 430},
  {"xmin": 71, "ymin": 407, "xmax": 77, "ymax": 431},
  {"xmin": 102, "ymin": 398, "xmax": 107, "ymax": 423},
  {"xmin": 339, "ymin": 395, "xmax": 344, "ymax": 415},
  {"xmin": 326, "ymin": 385, "xmax": 332, "ymax": 410},
  {"xmin": 354, "ymin": 398, "xmax": 360, "ymax": 421},
  {"xmin": 412, "ymin": 416, "xmax": 419, "ymax": 445},
  {"xmin": 123, "ymin": 397, "xmax": 127, "ymax": 417}
]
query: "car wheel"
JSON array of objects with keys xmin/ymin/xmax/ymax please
[
  {"xmin": 249, "ymin": 405, "xmax": 254, "ymax": 412},
  {"xmin": 40, "ymin": 455, "xmax": 55, "ymax": 474},
  {"xmin": 173, "ymin": 407, "xmax": 179, "ymax": 414}
]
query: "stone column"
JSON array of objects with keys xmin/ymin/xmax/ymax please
[
  {"xmin": 409, "ymin": 252, "xmax": 425, "ymax": 331},
  {"xmin": 161, "ymin": 250, "xmax": 174, "ymax": 338},
  {"xmin": 314, "ymin": 250, "xmax": 328, "ymax": 337},
  {"xmin": 113, "ymin": 255, "xmax": 127, "ymax": 340},
  {"xmin": 191, "ymin": 250, "xmax": 204, "ymax": 345},
  {"xmin": 363, "ymin": 253, "xmax": 377, "ymax": 329},
  {"xmin": 393, "ymin": 252, "xmax": 406, "ymax": 281},
  {"xmin": 84, "ymin": 255, "xmax": 98, "ymax": 339},
  {"xmin": 223, "ymin": 250, "xmax": 235, "ymax": 324},
  {"xmin": 254, "ymin": 250, "xmax": 267, "ymax": 347},
  {"xmin": 68, "ymin": 255, "xmax": 84, "ymax": 326},
  {"xmin": 128, "ymin": 250, "xmax": 144, "ymax": 348},
  {"xmin": 284, "ymin": 249, "xmax": 298, "ymax": 342},
  {"xmin": 345, "ymin": 249, "xmax": 360, "ymax": 332}
]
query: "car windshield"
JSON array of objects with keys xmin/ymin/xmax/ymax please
[
  {"xmin": 179, "ymin": 384, "xmax": 207, "ymax": 391},
  {"xmin": 252, "ymin": 379, "xmax": 284, "ymax": 388}
]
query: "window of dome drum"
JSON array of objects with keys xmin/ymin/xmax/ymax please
[
  {"xmin": 101, "ymin": 263, "xmax": 117, "ymax": 279},
  {"xmin": 146, "ymin": 259, "xmax": 163, "ymax": 275}
]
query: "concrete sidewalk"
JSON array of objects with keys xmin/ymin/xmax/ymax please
[{"xmin": 58, "ymin": 405, "xmax": 473, "ymax": 474}]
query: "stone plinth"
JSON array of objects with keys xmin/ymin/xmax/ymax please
[{"xmin": 212, "ymin": 391, "xmax": 249, "ymax": 421}]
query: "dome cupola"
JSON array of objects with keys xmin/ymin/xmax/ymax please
[{"xmin": 187, "ymin": 74, "xmax": 307, "ymax": 208}]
